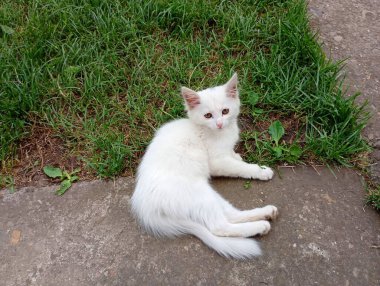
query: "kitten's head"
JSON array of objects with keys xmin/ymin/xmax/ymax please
[{"xmin": 181, "ymin": 73, "xmax": 240, "ymax": 130}]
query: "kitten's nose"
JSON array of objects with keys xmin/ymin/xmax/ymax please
[{"xmin": 217, "ymin": 122, "xmax": 223, "ymax": 129}]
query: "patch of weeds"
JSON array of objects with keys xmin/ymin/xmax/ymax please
[
  {"xmin": 268, "ymin": 120, "xmax": 303, "ymax": 162},
  {"xmin": 242, "ymin": 119, "xmax": 303, "ymax": 165},
  {"xmin": 366, "ymin": 187, "xmax": 380, "ymax": 211},
  {"xmin": 246, "ymin": 93, "xmax": 265, "ymax": 117},
  {"xmin": 269, "ymin": 120, "xmax": 285, "ymax": 157},
  {"xmin": 0, "ymin": 174, "xmax": 15, "ymax": 193},
  {"xmin": 43, "ymin": 166, "xmax": 80, "ymax": 195}
]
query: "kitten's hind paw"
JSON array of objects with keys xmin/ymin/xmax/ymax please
[
  {"xmin": 258, "ymin": 166, "xmax": 274, "ymax": 181},
  {"xmin": 257, "ymin": 221, "xmax": 271, "ymax": 235},
  {"xmin": 262, "ymin": 205, "xmax": 278, "ymax": 220}
]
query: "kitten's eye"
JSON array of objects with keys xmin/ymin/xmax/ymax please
[
  {"xmin": 222, "ymin": 108, "xmax": 229, "ymax": 115},
  {"xmin": 204, "ymin": 113, "xmax": 212, "ymax": 119}
]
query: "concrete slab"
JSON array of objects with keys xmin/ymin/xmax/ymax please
[{"xmin": 1, "ymin": 167, "xmax": 379, "ymax": 286}]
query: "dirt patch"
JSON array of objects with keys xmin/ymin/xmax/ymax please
[
  {"xmin": 235, "ymin": 110, "xmax": 309, "ymax": 164},
  {"xmin": 240, "ymin": 109, "xmax": 306, "ymax": 143},
  {"xmin": 9, "ymin": 125, "xmax": 96, "ymax": 188}
]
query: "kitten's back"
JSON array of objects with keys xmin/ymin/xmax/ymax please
[{"xmin": 138, "ymin": 118, "xmax": 209, "ymax": 178}]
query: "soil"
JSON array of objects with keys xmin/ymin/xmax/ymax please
[{"xmin": 9, "ymin": 125, "xmax": 95, "ymax": 188}]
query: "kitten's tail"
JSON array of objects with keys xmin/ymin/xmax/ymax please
[{"xmin": 178, "ymin": 221, "xmax": 262, "ymax": 259}]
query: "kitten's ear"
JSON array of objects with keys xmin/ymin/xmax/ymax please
[
  {"xmin": 181, "ymin": 87, "xmax": 200, "ymax": 109},
  {"xmin": 225, "ymin": 72, "xmax": 239, "ymax": 98}
]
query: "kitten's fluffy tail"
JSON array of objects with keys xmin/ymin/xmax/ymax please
[{"xmin": 178, "ymin": 221, "xmax": 261, "ymax": 259}]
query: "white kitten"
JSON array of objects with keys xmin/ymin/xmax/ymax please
[{"xmin": 131, "ymin": 73, "xmax": 277, "ymax": 259}]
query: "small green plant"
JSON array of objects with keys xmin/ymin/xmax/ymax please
[
  {"xmin": 0, "ymin": 24, "xmax": 15, "ymax": 35},
  {"xmin": 243, "ymin": 180, "xmax": 252, "ymax": 189},
  {"xmin": 0, "ymin": 174, "xmax": 15, "ymax": 193},
  {"xmin": 247, "ymin": 93, "xmax": 265, "ymax": 116},
  {"xmin": 43, "ymin": 166, "xmax": 80, "ymax": 195},
  {"xmin": 288, "ymin": 144, "xmax": 303, "ymax": 161},
  {"xmin": 268, "ymin": 120, "xmax": 285, "ymax": 157},
  {"xmin": 367, "ymin": 187, "xmax": 380, "ymax": 211},
  {"xmin": 267, "ymin": 120, "xmax": 303, "ymax": 162}
]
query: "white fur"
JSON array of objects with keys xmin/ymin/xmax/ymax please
[{"xmin": 131, "ymin": 73, "xmax": 277, "ymax": 259}]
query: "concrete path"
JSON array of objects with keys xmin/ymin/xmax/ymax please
[
  {"xmin": 1, "ymin": 168, "xmax": 379, "ymax": 286},
  {"xmin": 1, "ymin": 1, "xmax": 380, "ymax": 285}
]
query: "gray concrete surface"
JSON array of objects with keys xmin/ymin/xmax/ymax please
[
  {"xmin": 1, "ymin": 167, "xmax": 379, "ymax": 286},
  {"xmin": 309, "ymin": 0, "xmax": 380, "ymax": 181},
  {"xmin": 1, "ymin": 1, "xmax": 380, "ymax": 285}
]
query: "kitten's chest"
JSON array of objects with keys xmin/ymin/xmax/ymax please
[{"xmin": 204, "ymin": 125, "xmax": 239, "ymax": 155}]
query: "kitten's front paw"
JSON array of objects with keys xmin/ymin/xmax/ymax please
[{"xmin": 258, "ymin": 166, "xmax": 274, "ymax": 181}]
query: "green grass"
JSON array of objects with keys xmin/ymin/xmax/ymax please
[
  {"xmin": 0, "ymin": 0, "xmax": 370, "ymax": 181},
  {"xmin": 366, "ymin": 187, "xmax": 380, "ymax": 211}
]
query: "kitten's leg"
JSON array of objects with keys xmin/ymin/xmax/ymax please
[
  {"xmin": 218, "ymin": 197, "xmax": 278, "ymax": 223},
  {"xmin": 232, "ymin": 152, "xmax": 243, "ymax": 161},
  {"xmin": 226, "ymin": 205, "xmax": 279, "ymax": 223},
  {"xmin": 204, "ymin": 192, "xmax": 272, "ymax": 237},
  {"xmin": 210, "ymin": 156, "xmax": 274, "ymax": 180},
  {"xmin": 210, "ymin": 220, "xmax": 271, "ymax": 237}
]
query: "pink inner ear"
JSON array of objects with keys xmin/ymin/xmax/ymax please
[
  {"xmin": 226, "ymin": 73, "xmax": 238, "ymax": 98},
  {"xmin": 185, "ymin": 94, "xmax": 200, "ymax": 109},
  {"xmin": 227, "ymin": 86, "xmax": 237, "ymax": 98},
  {"xmin": 182, "ymin": 87, "xmax": 200, "ymax": 109}
]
